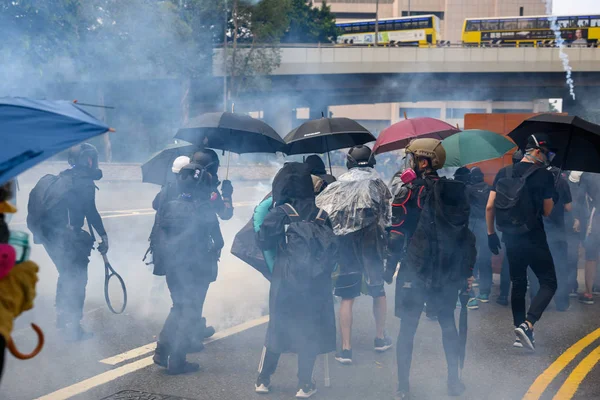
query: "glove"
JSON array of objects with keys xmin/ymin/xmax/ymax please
[
  {"xmin": 221, "ymin": 180, "xmax": 233, "ymax": 199},
  {"xmin": 383, "ymin": 267, "xmax": 396, "ymax": 285},
  {"xmin": 98, "ymin": 234, "xmax": 109, "ymax": 255},
  {"xmin": 0, "ymin": 261, "xmax": 39, "ymax": 341},
  {"xmin": 488, "ymin": 232, "xmax": 501, "ymax": 255}
]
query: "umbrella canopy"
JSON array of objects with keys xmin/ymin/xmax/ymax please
[
  {"xmin": 175, "ymin": 112, "xmax": 285, "ymax": 154},
  {"xmin": 508, "ymin": 114, "xmax": 600, "ymax": 173},
  {"xmin": 373, "ymin": 117, "xmax": 460, "ymax": 155},
  {"xmin": 0, "ymin": 97, "xmax": 111, "ymax": 185},
  {"xmin": 284, "ymin": 118, "xmax": 375, "ymax": 155},
  {"xmin": 141, "ymin": 142, "xmax": 202, "ymax": 186},
  {"xmin": 442, "ymin": 129, "xmax": 516, "ymax": 167}
]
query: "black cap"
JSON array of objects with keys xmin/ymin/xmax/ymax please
[{"xmin": 526, "ymin": 133, "xmax": 555, "ymax": 152}]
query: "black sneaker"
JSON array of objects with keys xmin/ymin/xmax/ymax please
[
  {"xmin": 513, "ymin": 337, "xmax": 523, "ymax": 348},
  {"xmin": 374, "ymin": 335, "xmax": 393, "ymax": 352},
  {"xmin": 153, "ymin": 343, "xmax": 169, "ymax": 368},
  {"xmin": 515, "ymin": 323, "xmax": 535, "ymax": 351},
  {"xmin": 166, "ymin": 356, "xmax": 200, "ymax": 375},
  {"xmin": 255, "ymin": 376, "xmax": 271, "ymax": 394},
  {"xmin": 335, "ymin": 349, "xmax": 353, "ymax": 365},
  {"xmin": 579, "ymin": 293, "xmax": 594, "ymax": 305},
  {"xmin": 204, "ymin": 326, "xmax": 216, "ymax": 339},
  {"xmin": 296, "ymin": 382, "xmax": 317, "ymax": 398},
  {"xmin": 447, "ymin": 380, "xmax": 466, "ymax": 396},
  {"xmin": 496, "ymin": 295, "xmax": 509, "ymax": 306}
]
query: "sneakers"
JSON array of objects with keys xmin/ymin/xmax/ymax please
[
  {"xmin": 513, "ymin": 337, "xmax": 523, "ymax": 348},
  {"xmin": 477, "ymin": 293, "xmax": 490, "ymax": 303},
  {"xmin": 569, "ymin": 289, "xmax": 579, "ymax": 298},
  {"xmin": 374, "ymin": 336, "xmax": 393, "ymax": 352},
  {"xmin": 296, "ymin": 382, "xmax": 317, "ymax": 398},
  {"xmin": 255, "ymin": 376, "xmax": 271, "ymax": 394},
  {"xmin": 153, "ymin": 343, "xmax": 169, "ymax": 368},
  {"xmin": 335, "ymin": 349, "xmax": 353, "ymax": 365},
  {"xmin": 466, "ymin": 298, "xmax": 479, "ymax": 310},
  {"xmin": 204, "ymin": 326, "xmax": 216, "ymax": 339},
  {"xmin": 579, "ymin": 293, "xmax": 594, "ymax": 305},
  {"xmin": 472, "ymin": 280, "xmax": 479, "ymax": 288},
  {"xmin": 496, "ymin": 295, "xmax": 509, "ymax": 306},
  {"xmin": 166, "ymin": 356, "xmax": 200, "ymax": 375},
  {"xmin": 447, "ymin": 380, "xmax": 466, "ymax": 397},
  {"xmin": 515, "ymin": 323, "xmax": 535, "ymax": 351}
]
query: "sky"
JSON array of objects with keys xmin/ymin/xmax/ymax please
[{"xmin": 553, "ymin": 0, "xmax": 600, "ymax": 15}]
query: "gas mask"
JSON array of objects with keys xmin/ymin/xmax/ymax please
[{"xmin": 400, "ymin": 153, "xmax": 418, "ymax": 184}]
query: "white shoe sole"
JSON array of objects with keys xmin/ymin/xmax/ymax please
[
  {"xmin": 296, "ymin": 388, "xmax": 317, "ymax": 398},
  {"xmin": 255, "ymin": 384, "xmax": 270, "ymax": 394},
  {"xmin": 335, "ymin": 357, "xmax": 352, "ymax": 365},
  {"xmin": 513, "ymin": 341, "xmax": 523, "ymax": 348},
  {"xmin": 375, "ymin": 344, "xmax": 393, "ymax": 352},
  {"xmin": 515, "ymin": 328, "xmax": 535, "ymax": 351}
]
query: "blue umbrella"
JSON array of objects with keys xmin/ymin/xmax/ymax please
[{"xmin": 0, "ymin": 97, "xmax": 111, "ymax": 185}]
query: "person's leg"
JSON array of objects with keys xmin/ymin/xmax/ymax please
[
  {"xmin": 585, "ymin": 260, "xmax": 597, "ymax": 295},
  {"xmin": 156, "ymin": 272, "xmax": 183, "ymax": 367},
  {"xmin": 436, "ymin": 288, "xmax": 463, "ymax": 395},
  {"xmin": 373, "ymin": 295, "xmax": 387, "ymax": 339},
  {"xmin": 476, "ymin": 225, "xmax": 493, "ymax": 297},
  {"xmin": 297, "ymin": 352, "xmax": 318, "ymax": 386},
  {"xmin": 505, "ymin": 241, "xmax": 530, "ymax": 328},
  {"xmin": 567, "ymin": 235, "xmax": 580, "ymax": 293},
  {"xmin": 499, "ymin": 250, "xmax": 511, "ymax": 298},
  {"xmin": 396, "ymin": 286, "xmax": 426, "ymax": 394},
  {"xmin": 526, "ymin": 239, "xmax": 557, "ymax": 325},
  {"xmin": 583, "ymin": 232, "xmax": 599, "ymax": 299},
  {"xmin": 551, "ymin": 240, "xmax": 570, "ymax": 310},
  {"xmin": 339, "ymin": 298, "xmax": 355, "ymax": 350},
  {"xmin": 528, "ymin": 267, "xmax": 540, "ymax": 302},
  {"xmin": 187, "ymin": 281, "xmax": 210, "ymax": 352},
  {"xmin": 257, "ymin": 348, "xmax": 280, "ymax": 380}
]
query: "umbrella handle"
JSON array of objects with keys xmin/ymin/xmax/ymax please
[{"xmin": 226, "ymin": 151, "xmax": 231, "ymax": 180}]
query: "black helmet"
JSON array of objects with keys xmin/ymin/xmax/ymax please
[
  {"xmin": 347, "ymin": 145, "xmax": 376, "ymax": 169},
  {"xmin": 177, "ymin": 163, "xmax": 212, "ymax": 197},
  {"xmin": 192, "ymin": 149, "xmax": 219, "ymax": 176},
  {"xmin": 453, "ymin": 167, "xmax": 470, "ymax": 183},
  {"xmin": 68, "ymin": 143, "xmax": 99, "ymax": 169}
]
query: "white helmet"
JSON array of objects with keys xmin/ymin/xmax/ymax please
[{"xmin": 172, "ymin": 156, "xmax": 191, "ymax": 174}]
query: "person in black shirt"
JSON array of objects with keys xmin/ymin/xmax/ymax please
[
  {"xmin": 486, "ymin": 134, "xmax": 557, "ymax": 351},
  {"xmin": 529, "ymin": 168, "xmax": 572, "ymax": 311},
  {"xmin": 43, "ymin": 144, "xmax": 108, "ymax": 341}
]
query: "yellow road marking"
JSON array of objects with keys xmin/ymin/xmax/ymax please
[
  {"xmin": 523, "ymin": 328, "xmax": 600, "ymax": 400},
  {"xmin": 553, "ymin": 344, "xmax": 600, "ymax": 400}
]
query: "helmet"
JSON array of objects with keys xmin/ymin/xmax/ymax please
[
  {"xmin": 172, "ymin": 156, "xmax": 191, "ymax": 174},
  {"xmin": 347, "ymin": 145, "xmax": 376, "ymax": 169},
  {"xmin": 454, "ymin": 167, "xmax": 470, "ymax": 183},
  {"xmin": 192, "ymin": 149, "xmax": 219, "ymax": 176},
  {"xmin": 177, "ymin": 163, "xmax": 212, "ymax": 196},
  {"xmin": 68, "ymin": 143, "xmax": 99, "ymax": 169},
  {"xmin": 405, "ymin": 138, "xmax": 446, "ymax": 170}
]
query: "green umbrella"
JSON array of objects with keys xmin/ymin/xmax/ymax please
[{"xmin": 442, "ymin": 129, "xmax": 516, "ymax": 167}]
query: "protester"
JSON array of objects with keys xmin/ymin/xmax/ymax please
[
  {"xmin": 486, "ymin": 134, "xmax": 557, "ymax": 351},
  {"xmin": 316, "ymin": 145, "xmax": 393, "ymax": 365},
  {"xmin": 567, "ymin": 171, "xmax": 584, "ymax": 297},
  {"xmin": 27, "ymin": 143, "xmax": 108, "ymax": 341},
  {"xmin": 528, "ymin": 167, "xmax": 572, "ymax": 311},
  {"xmin": 465, "ymin": 167, "xmax": 493, "ymax": 309},
  {"xmin": 305, "ymin": 155, "xmax": 337, "ymax": 187},
  {"xmin": 255, "ymin": 162, "xmax": 337, "ymax": 398},
  {"xmin": 192, "ymin": 149, "xmax": 234, "ymax": 222},
  {"xmin": 389, "ymin": 138, "xmax": 475, "ymax": 399},
  {"xmin": 574, "ymin": 172, "xmax": 600, "ymax": 304},
  {"xmin": 153, "ymin": 161, "xmax": 224, "ymax": 374}
]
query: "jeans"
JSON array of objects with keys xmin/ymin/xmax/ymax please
[
  {"xmin": 529, "ymin": 239, "xmax": 569, "ymax": 310},
  {"xmin": 505, "ymin": 231, "xmax": 557, "ymax": 326},
  {"xmin": 472, "ymin": 220, "xmax": 492, "ymax": 295},
  {"xmin": 258, "ymin": 347, "xmax": 317, "ymax": 385},
  {"xmin": 159, "ymin": 267, "xmax": 210, "ymax": 358},
  {"xmin": 567, "ymin": 233, "xmax": 581, "ymax": 292},
  {"xmin": 396, "ymin": 281, "xmax": 460, "ymax": 392}
]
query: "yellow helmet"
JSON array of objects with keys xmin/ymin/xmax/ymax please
[{"xmin": 405, "ymin": 138, "xmax": 446, "ymax": 170}]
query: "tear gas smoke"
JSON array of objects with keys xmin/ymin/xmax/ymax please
[{"xmin": 545, "ymin": 0, "xmax": 576, "ymax": 100}]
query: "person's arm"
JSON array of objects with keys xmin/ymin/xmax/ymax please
[
  {"xmin": 543, "ymin": 199, "xmax": 554, "ymax": 217},
  {"xmin": 486, "ymin": 191, "xmax": 497, "ymax": 235},
  {"xmin": 542, "ymin": 169, "xmax": 555, "ymax": 217},
  {"xmin": 212, "ymin": 189, "xmax": 234, "ymax": 221},
  {"xmin": 565, "ymin": 202, "xmax": 573, "ymax": 212},
  {"xmin": 84, "ymin": 185, "xmax": 106, "ymax": 238}
]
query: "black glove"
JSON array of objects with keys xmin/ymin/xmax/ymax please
[
  {"xmin": 487, "ymin": 232, "xmax": 501, "ymax": 255},
  {"xmin": 98, "ymin": 234, "xmax": 109, "ymax": 255},
  {"xmin": 221, "ymin": 180, "xmax": 233, "ymax": 199}
]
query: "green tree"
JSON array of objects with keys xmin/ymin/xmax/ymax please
[{"xmin": 282, "ymin": 0, "xmax": 338, "ymax": 43}]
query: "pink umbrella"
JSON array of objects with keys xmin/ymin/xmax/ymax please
[{"xmin": 373, "ymin": 117, "xmax": 460, "ymax": 155}]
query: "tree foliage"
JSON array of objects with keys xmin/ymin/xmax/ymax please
[{"xmin": 282, "ymin": 0, "xmax": 339, "ymax": 43}]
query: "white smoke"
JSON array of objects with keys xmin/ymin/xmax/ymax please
[{"xmin": 544, "ymin": 0, "xmax": 576, "ymax": 100}]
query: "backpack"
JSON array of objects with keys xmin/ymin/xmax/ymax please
[
  {"xmin": 27, "ymin": 173, "xmax": 73, "ymax": 244},
  {"xmin": 405, "ymin": 178, "xmax": 476, "ymax": 289},
  {"xmin": 467, "ymin": 182, "xmax": 491, "ymax": 220},
  {"xmin": 494, "ymin": 164, "xmax": 541, "ymax": 235},
  {"xmin": 279, "ymin": 204, "xmax": 337, "ymax": 284}
]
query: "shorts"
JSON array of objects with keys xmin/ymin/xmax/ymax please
[
  {"xmin": 333, "ymin": 226, "xmax": 386, "ymax": 299},
  {"xmin": 585, "ymin": 213, "xmax": 600, "ymax": 261}
]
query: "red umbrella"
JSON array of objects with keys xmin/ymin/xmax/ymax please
[{"xmin": 373, "ymin": 117, "xmax": 460, "ymax": 155}]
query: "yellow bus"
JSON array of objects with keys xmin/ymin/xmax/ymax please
[
  {"xmin": 336, "ymin": 15, "xmax": 441, "ymax": 47},
  {"xmin": 462, "ymin": 15, "xmax": 600, "ymax": 47}
]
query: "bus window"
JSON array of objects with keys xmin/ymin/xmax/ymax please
[
  {"xmin": 384, "ymin": 21, "xmax": 394, "ymax": 31},
  {"xmin": 577, "ymin": 17, "xmax": 590, "ymax": 27},
  {"xmin": 417, "ymin": 19, "xmax": 429, "ymax": 28},
  {"xmin": 538, "ymin": 18, "xmax": 550, "ymax": 29},
  {"xmin": 501, "ymin": 20, "xmax": 517, "ymax": 30},
  {"xmin": 481, "ymin": 20, "xmax": 499, "ymax": 30},
  {"xmin": 352, "ymin": 24, "xmax": 360, "ymax": 33},
  {"xmin": 557, "ymin": 17, "xmax": 569, "ymax": 29},
  {"xmin": 466, "ymin": 20, "xmax": 480, "ymax": 31},
  {"xmin": 343, "ymin": 26, "xmax": 352, "ymax": 33},
  {"xmin": 394, "ymin": 21, "xmax": 404, "ymax": 30},
  {"xmin": 592, "ymin": 17, "xmax": 600, "ymax": 28},
  {"xmin": 358, "ymin": 23, "xmax": 369, "ymax": 33},
  {"xmin": 518, "ymin": 18, "xmax": 536, "ymax": 29}
]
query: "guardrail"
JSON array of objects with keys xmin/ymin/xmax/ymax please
[{"xmin": 215, "ymin": 42, "xmax": 599, "ymax": 49}]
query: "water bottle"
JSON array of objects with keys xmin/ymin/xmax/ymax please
[{"xmin": 9, "ymin": 230, "xmax": 30, "ymax": 264}]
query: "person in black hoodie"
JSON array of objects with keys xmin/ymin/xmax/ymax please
[
  {"xmin": 254, "ymin": 162, "xmax": 337, "ymax": 399},
  {"xmin": 153, "ymin": 162, "xmax": 224, "ymax": 375},
  {"xmin": 305, "ymin": 155, "xmax": 337, "ymax": 187}
]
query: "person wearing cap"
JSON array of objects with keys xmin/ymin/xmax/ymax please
[{"xmin": 486, "ymin": 134, "xmax": 557, "ymax": 351}]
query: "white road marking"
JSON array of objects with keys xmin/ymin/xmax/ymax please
[{"xmin": 35, "ymin": 315, "xmax": 270, "ymax": 400}]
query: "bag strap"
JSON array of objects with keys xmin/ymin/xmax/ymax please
[
  {"xmin": 521, "ymin": 164, "xmax": 542, "ymax": 181},
  {"xmin": 506, "ymin": 165, "xmax": 514, "ymax": 179},
  {"xmin": 281, "ymin": 203, "xmax": 301, "ymax": 222}
]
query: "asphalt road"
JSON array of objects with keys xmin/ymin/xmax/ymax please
[{"xmin": 2, "ymin": 182, "xmax": 600, "ymax": 400}]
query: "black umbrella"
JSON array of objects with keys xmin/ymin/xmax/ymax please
[
  {"xmin": 175, "ymin": 112, "xmax": 286, "ymax": 154},
  {"xmin": 284, "ymin": 117, "xmax": 376, "ymax": 172},
  {"xmin": 508, "ymin": 114, "xmax": 600, "ymax": 173},
  {"xmin": 141, "ymin": 143, "xmax": 201, "ymax": 186}
]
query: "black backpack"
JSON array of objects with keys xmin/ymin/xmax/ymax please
[
  {"xmin": 278, "ymin": 204, "xmax": 337, "ymax": 284},
  {"xmin": 494, "ymin": 164, "xmax": 541, "ymax": 235},
  {"xmin": 27, "ymin": 172, "xmax": 73, "ymax": 244},
  {"xmin": 467, "ymin": 182, "xmax": 491, "ymax": 220}
]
